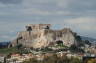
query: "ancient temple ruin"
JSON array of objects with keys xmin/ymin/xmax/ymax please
[{"xmin": 12, "ymin": 24, "xmax": 79, "ymax": 48}]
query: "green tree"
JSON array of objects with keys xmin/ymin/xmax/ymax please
[
  {"xmin": 16, "ymin": 44, "xmax": 22, "ymax": 50},
  {"xmin": 84, "ymin": 40, "xmax": 91, "ymax": 46},
  {"xmin": 69, "ymin": 45, "xmax": 84, "ymax": 53},
  {"xmin": 70, "ymin": 57, "xmax": 82, "ymax": 63}
]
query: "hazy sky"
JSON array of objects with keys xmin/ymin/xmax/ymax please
[{"xmin": 0, "ymin": 0, "xmax": 96, "ymax": 41}]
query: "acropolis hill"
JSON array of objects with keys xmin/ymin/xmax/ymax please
[{"xmin": 12, "ymin": 24, "xmax": 81, "ymax": 48}]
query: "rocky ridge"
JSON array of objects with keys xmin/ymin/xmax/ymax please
[{"xmin": 11, "ymin": 24, "xmax": 81, "ymax": 48}]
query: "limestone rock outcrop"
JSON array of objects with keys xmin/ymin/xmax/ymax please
[{"xmin": 12, "ymin": 24, "xmax": 79, "ymax": 48}]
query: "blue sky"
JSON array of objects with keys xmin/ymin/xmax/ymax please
[{"xmin": 0, "ymin": 0, "xmax": 96, "ymax": 41}]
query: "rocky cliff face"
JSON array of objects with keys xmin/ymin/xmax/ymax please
[{"xmin": 12, "ymin": 24, "xmax": 80, "ymax": 48}]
